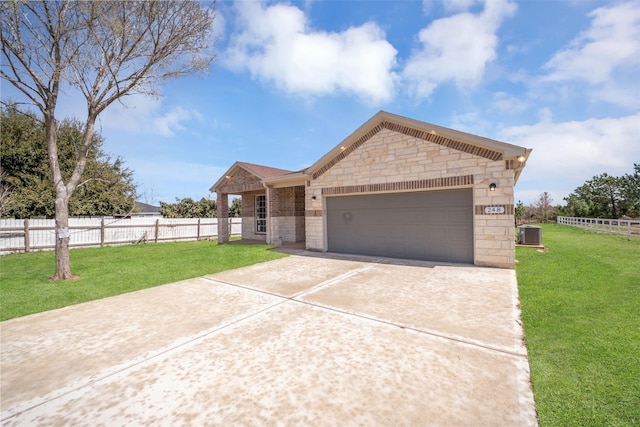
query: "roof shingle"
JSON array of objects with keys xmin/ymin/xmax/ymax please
[{"xmin": 237, "ymin": 162, "xmax": 296, "ymax": 179}]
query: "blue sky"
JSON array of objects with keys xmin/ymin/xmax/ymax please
[{"xmin": 5, "ymin": 0, "xmax": 640, "ymax": 206}]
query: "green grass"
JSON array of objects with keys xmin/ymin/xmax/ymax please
[
  {"xmin": 0, "ymin": 241, "xmax": 286, "ymax": 321},
  {"xmin": 516, "ymin": 224, "xmax": 640, "ymax": 426}
]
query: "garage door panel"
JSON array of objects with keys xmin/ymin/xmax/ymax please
[
  {"xmin": 403, "ymin": 208, "xmax": 425, "ymax": 224},
  {"xmin": 449, "ymin": 227, "xmax": 470, "ymax": 242},
  {"xmin": 447, "ymin": 207, "xmax": 473, "ymax": 223},
  {"xmin": 327, "ymin": 189, "xmax": 473, "ymax": 263},
  {"xmin": 427, "ymin": 228, "xmax": 448, "ymax": 242}
]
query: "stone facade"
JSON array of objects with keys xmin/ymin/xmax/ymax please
[
  {"xmin": 212, "ymin": 112, "xmax": 529, "ymax": 269},
  {"xmin": 306, "ymin": 128, "xmax": 516, "ymax": 268}
]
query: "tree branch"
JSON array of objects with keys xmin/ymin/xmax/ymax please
[{"xmin": 76, "ymin": 177, "xmax": 112, "ymax": 189}]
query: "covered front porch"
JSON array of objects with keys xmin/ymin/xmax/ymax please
[{"xmin": 211, "ymin": 162, "xmax": 306, "ymax": 246}]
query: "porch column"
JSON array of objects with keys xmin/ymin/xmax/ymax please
[{"xmin": 217, "ymin": 192, "xmax": 229, "ymax": 243}]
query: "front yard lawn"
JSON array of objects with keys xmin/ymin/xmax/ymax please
[
  {"xmin": 0, "ymin": 241, "xmax": 286, "ymax": 321},
  {"xmin": 516, "ymin": 224, "xmax": 640, "ymax": 426}
]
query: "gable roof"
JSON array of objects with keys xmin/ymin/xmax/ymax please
[
  {"xmin": 210, "ymin": 161, "xmax": 297, "ymax": 193},
  {"xmin": 305, "ymin": 111, "xmax": 532, "ymax": 183},
  {"xmin": 134, "ymin": 201, "xmax": 161, "ymax": 213},
  {"xmin": 212, "ymin": 111, "xmax": 532, "ymax": 192},
  {"xmin": 237, "ymin": 161, "xmax": 296, "ymax": 179}
]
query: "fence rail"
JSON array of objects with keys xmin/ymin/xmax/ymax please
[
  {"xmin": 557, "ymin": 216, "xmax": 640, "ymax": 238},
  {"xmin": 0, "ymin": 217, "xmax": 242, "ymax": 254}
]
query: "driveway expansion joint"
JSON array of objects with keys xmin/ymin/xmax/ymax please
[
  {"xmin": 2, "ymin": 256, "xmax": 537, "ymax": 426},
  {"xmin": 205, "ymin": 266, "xmax": 528, "ymax": 358},
  {"xmin": 1, "ymin": 294, "xmax": 289, "ymax": 423}
]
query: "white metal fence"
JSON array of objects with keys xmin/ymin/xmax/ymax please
[
  {"xmin": 0, "ymin": 217, "xmax": 242, "ymax": 254},
  {"xmin": 557, "ymin": 216, "xmax": 640, "ymax": 239}
]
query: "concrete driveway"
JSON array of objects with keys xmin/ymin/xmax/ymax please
[{"xmin": 1, "ymin": 251, "xmax": 537, "ymax": 426}]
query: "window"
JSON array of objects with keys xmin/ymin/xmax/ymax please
[{"xmin": 256, "ymin": 195, "xmax": 266, "ymax": 233}]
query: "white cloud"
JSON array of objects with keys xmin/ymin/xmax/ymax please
[
  {"xmin": 490, "ymin": 91, "xmax": 529, "ymax": 113},
  {"xmin": 223, "ymin": 1, "xmax": 398, "ymax": 104},
  {"xmin": 500, "ymin": 112, "xmax": 640, "ymax": 193},
  {"xmin": 98, "ymin": 94, "xmax": 203, "ymax": 137},
  {"xmin": 544, "ymin": 2, "xmax": 640, "ymax": 85},
  {"xmin": 423, "ymin": 0, "xmax": 482, "ymax": 14},
  {"xmin": 403, "ymin": 0, "xmax": 517, "ymax": 98},
  {"xmin": 447, "ymin": 111, "xmax": 494, "ymax": 136},
  {"xmin": 445, "ymin": 0, "xmax": 481, "ymax": 12},
  {"xmin": 540, "ymin": 2, "xmax": 640, "ymax": 108},
  {"xmin": 152, "ymin": 107, "xmax": 203, "ymax": 137}
]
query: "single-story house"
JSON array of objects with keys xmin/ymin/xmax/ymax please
[
  {"xmin": 211, "ymin": 111, "xmax": 531, "ymax": 268},
  {"xmin": 133, "ymin": 201, "xmax": 163, "ymax": 218}
]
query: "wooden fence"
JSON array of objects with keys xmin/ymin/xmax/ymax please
[
  {"xmin": 557, "ymin": 216, "xmax": 640, "ymax": 239},
  {"xmin": 0, "ymin": 217, "xmax": 242, "ymax": 254}
]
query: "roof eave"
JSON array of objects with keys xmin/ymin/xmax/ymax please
[
  {"xmin": 307, "ymin": 110, "xmax": 532, "ymax": 178},
  {"xmin": 511, "ymin": 148, "xmax": 533, "ymax": 185},
  {"xmin": 262, "ymin": 171, "xmax": 308, "ymax": 188},
  {"xmin": 210, "ymin": 161, "xmax": 243, "ymax": 193},
  {"xmin": 306, "ymin": 111, "xmax": 386, "ymax": 178}
]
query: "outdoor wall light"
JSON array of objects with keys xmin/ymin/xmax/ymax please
[
  {"xmin": 311, "ymin": 195, "xmax": 317, "ymax": 200},
  {"xmin": 489, "ymin": 183, "xmax": 497, "ymax": 192},
  {"xmin": 517, "ymin": 154, "xmax": 526, "ymax": 162}
]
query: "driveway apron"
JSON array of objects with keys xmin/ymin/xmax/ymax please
[{"xmin": 1, "ymin": 252, "xmax": 537, "ymax": 426}]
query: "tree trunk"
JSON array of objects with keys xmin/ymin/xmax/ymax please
[
  {"xmin": 45, "ymin": 108, "xmax": 77, "ymax": 281},
  {"xmin": 52, "ymin": 192, "xmax": 74, "ymax": 281}
]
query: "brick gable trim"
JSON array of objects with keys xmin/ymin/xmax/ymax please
[
  {"xmin": 384, "ymin": 122, "xmax": 503, "ymax": 161},
  {"xmin": 311, "ymin": 123, "xmax": 385, "ymax": 179},
  {"xmin": 311, "ymin": 120, "xmax": 503, "ymax": 180}
]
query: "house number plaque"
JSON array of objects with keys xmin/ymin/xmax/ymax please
[{"xmin": 484, "ymin": 206, "xmax": 505, "ymax": 214}]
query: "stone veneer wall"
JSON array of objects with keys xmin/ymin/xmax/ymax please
[
  {"xmin": 305, "ymin": 128, "xmax": 516, "ymax": 268},
  {"xmin": 268, "ymin": 186, "xmax": 305, "ymax": 243}
]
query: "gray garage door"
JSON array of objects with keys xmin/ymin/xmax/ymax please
[{"xmin": 327, "ymin": 189, "xmax": 473, "ymax": 263}]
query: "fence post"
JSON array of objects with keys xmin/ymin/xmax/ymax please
[
  {"xmin": 100, "ymin": 218, "xmax": 105, "ymax": 247},
  {"xmin": 154, "ymin": 219, "xmax": 159, "ymax": 243},
  {"xmin": 24, "ymin": 219, "xmax": 30, "ymax": 253},
  {"xmin": 197, "ymin": 218, "xmax": 201, "ymax": 241}
]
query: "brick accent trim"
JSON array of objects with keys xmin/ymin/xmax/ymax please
[
  {"xmin": 383, "ymin": 122, "xmax": 503, "ymax": 161},
  {"xmin": 474, "ymin": 204, "xmax": 514, "ymax": 215},
  {"xmin": 312, "ymin": 121, "xmax": 503, "ymax": 179},
  {"xmin": 305, "ymin": 210, "xmax": 324, "ymax": 217},
  {"xmin": 322, "ymin": 175, "xmax": 474, "ymax": 196},
  {"xmin": 312, "ymin": 123, "xmax": 384, "ymax": 179}
]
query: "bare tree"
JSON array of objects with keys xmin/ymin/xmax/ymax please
[
  {"xmin": 1, "ymin": 0, "xmax": 216, "ymax": 280},
  {"xmin": 535, "ymin": 191, "xmax": 554, "ymax": 223}
]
